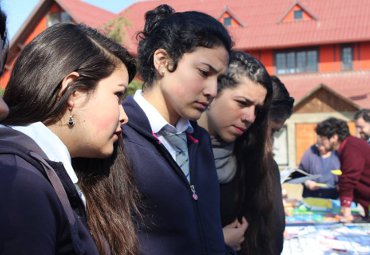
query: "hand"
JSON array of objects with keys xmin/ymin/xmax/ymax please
[
  {"xmin": 340, "ymin": 207, "xmax": 354, "ymax": 223},
  {"xmin": 304, "ymin": 180, "xmax": 319, "ymax": 190},
  {"xmin": 223, "ymin": 217, "xmax": 248, "ymax": 251},
  {"xmin": 0, "ymin": 98, "xmax": 9, "ymax": 120}
]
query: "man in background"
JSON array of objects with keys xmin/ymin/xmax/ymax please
[
  {"xmin": 315, "ymin": 117, "xmax": 370, "ymax": 222},
  {"xmin": 354, "ymin": 109, "xmax": 370, "ymax": 144}
]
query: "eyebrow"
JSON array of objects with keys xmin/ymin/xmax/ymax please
[
  {"xmin": 235, "ymin": 96, "xmax": 264, "ymax": 106},
  {"xmin": 200, "ymin": 63, "xmax": 222, "ymax": 74}
]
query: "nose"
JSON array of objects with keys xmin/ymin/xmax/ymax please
[
  {"xmin": 203, "ymin": 77, "xmax": 218, "ymax": 99},
  {"xmin": 119, "ymin": 105, "xmax": 128, "ymax": 125},
  {"xmin": 241, "ymin": 106, "xmax": 256, "ymax": 124}
]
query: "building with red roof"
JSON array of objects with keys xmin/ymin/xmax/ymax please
[
  {"xmin": 118, "ymin": 0, "xmax": 370, "ymax": 166},
  {"xmin": 2, "ymin": 0, "xmax": 370, "ymax": 166}
]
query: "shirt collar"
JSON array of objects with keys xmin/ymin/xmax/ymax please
[
  {"xmin": 11, "ymin": 122, "xmax": 78, "ymax": 184},
  {"xmin": 133, "ymin": 90, "xmax": 193, "ymax": 134}
]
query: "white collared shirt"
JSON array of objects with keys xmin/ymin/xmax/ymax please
[
  {"xmin": 133, "ymin": 90, "xmax": 193, "ymax": 160},
  {"xmin": 10, "ymin": 122, "xmax": 78, "ymax": 183},
  {"xmin": 2, "ymin": 122, "xmax": 87, "ymax": 206}
]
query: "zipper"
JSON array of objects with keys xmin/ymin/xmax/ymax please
[
  {"xmin": 131, "ymin": 123, "xmax": 208, "ymax": 253},
  {"xmin": 190, "ymin": 184, "xmax": 198, "ymax": 200},
  {"xmin": 188, "ymin": 141, "xmax": 208, "ymax": 255}
]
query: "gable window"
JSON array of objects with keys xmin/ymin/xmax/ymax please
[
  {"xmin": 294, "ymin": 10, "xmax": 303, "ymax": 20},
  {"xmin": 341, "ymin": 46, "xmax": 353, "ymax": 70},
  {"xmin": 47, "ymin": 11, "xmax": 72, "ymax": 27},
  {"xmin": 276, "ymin": 49, "xmax": 318, "ymax": 74},
  {"xmin": 223, "ymin": 17, "xmax": 232, "ymax": 27}
]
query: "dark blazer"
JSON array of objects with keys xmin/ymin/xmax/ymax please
[
  {"xmin": 0, "ymin": 128, "xmax": 99, "ymax": 255},
  {"xmin": 122, "ymin": 96, "xmax": 226, "ymax": 255}
]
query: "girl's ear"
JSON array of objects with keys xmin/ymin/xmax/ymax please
[
  {"xmin": 58, "ymin": 72, "xmax": 80, "ymax": 98},
  {"xmin": 153, "ymin": 48, "xmax": 169, "ymax": 75},
  {"xmin": 59, "ymin": 71, "xmax": 80, "ymax": 109}
]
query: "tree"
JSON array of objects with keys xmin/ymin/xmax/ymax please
[{"xmin": 102, "ymin": 16, "xmax": 131, "ymax": 44}]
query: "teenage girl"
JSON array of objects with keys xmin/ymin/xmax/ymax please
[{"xmin": 122, "ymin": 4, "xmax": 233, "ymax": 255}]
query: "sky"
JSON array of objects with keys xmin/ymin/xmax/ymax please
[{"xmin": 1, "ymin": 0, "xmax": 137, "ymax": 40}]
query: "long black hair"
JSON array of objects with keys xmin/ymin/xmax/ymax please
[
  {"xmin": 218, "ymin": 51, "xmax": 274, "ymax": 255},
  {"xmin": 73, "ymin": 137, "xmax": 140, "ymax": 255}
]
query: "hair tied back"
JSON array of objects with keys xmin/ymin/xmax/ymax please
[{"xmin": 143, "ymin": 4, "xmax": 175, "ymax": 36}]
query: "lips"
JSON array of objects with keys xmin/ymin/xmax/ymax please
[
  {"xmin": 113, "ymin": 129, "xmax": 122, "ymax": 138},
  {"xmin": 233, "ymin": 125, "xmax": 246, "ymax": 134},
  {"xmin": 194, "ymin": 101, "xmax": 209, "ymax": 111}
]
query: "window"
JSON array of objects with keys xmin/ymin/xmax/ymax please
[
  {"xmin": 47, "ymin": 12, "xmax": 72, "ymax": 27},
  {"xmin": 341, "ymin": 46, "xmax": 353, "ymax": 70},
  {"xmin": 275, "ymin": 49, "xmax": 318, "ymax": 74},
  {"xmin": 294, "ymin": 10, "xmax": 303, "ymax": 20},
  {"xmin": 223, "ymin": 17, "xmax": 232, "ymax": 27}
]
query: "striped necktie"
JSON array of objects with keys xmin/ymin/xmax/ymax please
[{"xmin": 161, "ymin": 130, "xmax": 190, "ymax": 182}]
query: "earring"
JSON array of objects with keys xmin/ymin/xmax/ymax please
[{"xmin": 67, "ymin": 113, "xmax": 75, "ymax": 128}]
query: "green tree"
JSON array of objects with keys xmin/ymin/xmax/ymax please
[
  {"xmin": 126, "ymin": 79, "xmax": 142, "ymax": 97},
  {"xmin": 102, "ymin": 16, "xmax": 131, "ymax": 44}
]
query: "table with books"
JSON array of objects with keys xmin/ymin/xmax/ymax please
[{"xmin": 282, "ymin": 198, "xmax": 370, "ymax": 255}]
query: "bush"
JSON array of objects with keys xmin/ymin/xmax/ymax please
[{"xmin": 126, "ymin": 79, "xmax": 142, "ymax": 98}]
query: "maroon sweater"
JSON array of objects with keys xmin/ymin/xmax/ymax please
[{"xmin": 338, "ymin": 136, "xmax": 370, "ymax": 216}]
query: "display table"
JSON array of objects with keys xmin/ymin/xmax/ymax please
[
  {"xmin": 283, "ymin": 198, "xmax": 370, "ymax": 255},
  {"xmin": 283, "ymin": 223, "xmax": 370, "ymax": 255}
]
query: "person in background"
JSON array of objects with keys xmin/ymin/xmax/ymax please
[
  {"xmin": 354, "ymin": 109, "xmax": 370, "ymax": 144},
  {"xmin": 266, "ymin": 75, "xmax": 294, "ymax": 255},
  {"xmin": 299, "ymin": 143, "xmax": 340, "ymax": 199},
  {"xmin": 0, "ymin": 23, "xmax": 136, "ymax": 254},
  {"xmin": 0, "ymin": 7, "xmax": 9, "ymax": 119},
  {"xmin": 199, "ymin": 51, "xmax": 274, "ymax": 254},
  {"xmin": 315, "ymin": 117, "xmax": 370, "ymax": 222},
  {"xmin": 122, "ymin": 4, "xmax": 233, "ymax": 255}
]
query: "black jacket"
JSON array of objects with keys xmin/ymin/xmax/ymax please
[
  {"xmin": 123, "ymin": 96, "xmax": 226, "ymax": 255},
  {"xmin": 0, "ymin": 127, "xmax": 99, "ymax": 255}
]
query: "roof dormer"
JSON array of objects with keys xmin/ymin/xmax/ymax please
[
  {"xmin": 279, "ymin": 0, "xmax": 317, "ymax": 23},
  {"xmin": 218, "ymin": 6, "xmax": 244, "ymax": 28}
]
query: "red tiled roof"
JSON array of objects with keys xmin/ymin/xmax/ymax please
[
  {"xmin": 280, "ymin": 71, "xmax": 370, "ymax": 109},
  {"xmin": 57, "ymin": 0, "xmax": 115, "ymax": 28},
  {"xmin": 118, "ymin": 0, "xmax": 370, "ymax": 51}
]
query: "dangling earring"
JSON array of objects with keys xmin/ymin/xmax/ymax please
[{"xmin": 67, "ymin": 110, "xmax": 75, "ymax": 128}]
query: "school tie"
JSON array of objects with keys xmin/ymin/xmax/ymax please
[{"xmin": 161, "ymin": 130, "xmax": 190, "ymax": 182}]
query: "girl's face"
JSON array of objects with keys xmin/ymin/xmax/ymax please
[
  {"xmin": 157, "ymin": 46, "xmax": 229, "ymax": 125},
  {"xmin": 71, "ymin": 64, "xmax": 129, "ymax": 158},
  {"xmin": 207, "ymin": 77, "xmax": 267, "ymax": 143}
]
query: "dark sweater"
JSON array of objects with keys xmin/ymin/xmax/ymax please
[
  {"xmin": 219, "ymin": 159, "xmax": 285, "ymax": 255},
  {"xmin": 0, "ymin": 128, "xmax": 99, "ymax": 255},
  {"xmin": 338, "ymin": 136, "xmax": 370, "ymax": 216},
  {"xmin": 122, "ymin": 96, "xmax": 226, "ymax": 255}
]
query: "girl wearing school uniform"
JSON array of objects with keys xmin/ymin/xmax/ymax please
[{"xmin": 122, "ymin": 4, "xmax": 233, "ymax": 255}]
